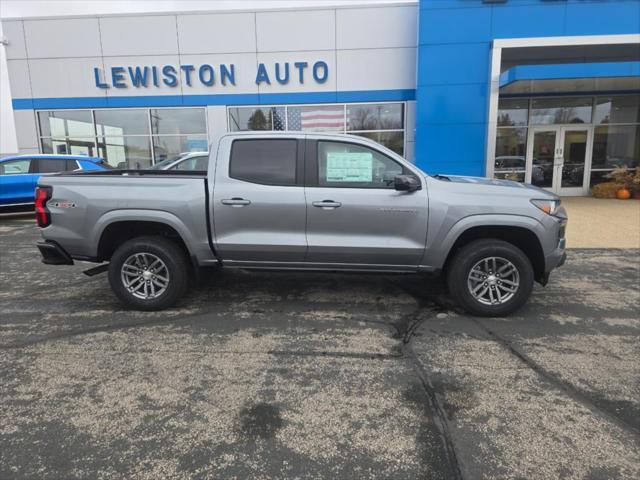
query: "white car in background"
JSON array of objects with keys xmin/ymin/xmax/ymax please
[{"xmin": 148, "ymin": 152, "xmax": 209, "ymax": 171}]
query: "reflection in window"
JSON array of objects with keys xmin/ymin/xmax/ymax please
[
  {"xmin": 95, "ymin": 109, "xmax": 149, "ymax": 136},
  {"xmin": 98, "ymin": 136, "xmax": 153, "ymax": 169},
  {"xmin": 347, "ymin": 103, "xmax": 403, "ymax": 130},
  {"xmin": 228, "ymin": 107, "xmax": 285, "ymax": 131},
  {"xmin": 351, "ymin": 131, "xmax": 404, "ymax": 156},
  {"xmin": 594, "ymin": 95, "xmax": 640, "ymax": 125},
  {"xmin": 497, "ymin": 99, "xmax": 528, "ymax": 126},
  {"xmin": 288, "ymin": 105, "xmax": 345, "ymax": 132},
  {"xmin": 150, "ymin": 108, "xmax": 207, "ymax": 135},
  {"xmin": 493, "ymin": 127, "xmax": 527, "ymax": 182},
  {"xmin": 530, "ymin": 97, "xmax": 592, "ymax": 125},
  {"xmin": 152, "ymin": 135, "xmax": 209, "ymax": 164},
  {"xmin": 592, "ymin": 125, "xmax": 640, "ymax": 170},
  {"xmin": 38, "ymin": 110, "xmax": 94, "ymax": 138}
]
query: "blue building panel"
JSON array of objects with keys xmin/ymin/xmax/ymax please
[
  {"xmin": 418, "ymin": 83, "xmax": 488, "ymax": 125},
  {"xmin": 419, "ymin": 6, "xmax": 491, "ymax": 44},
  {"xmin": 415, "ymin": 0, "xmax": 640, "ymax": 176},
  {"xmin": 417, "ymin": 43, "xmax": 490, "ymax": 86},
  {"xmin": 416, "ymin": 123, "xmax": 487, "ymax": 176},
  {"xmin": 565, "ymin": 1, "xmax": 640, "ymax": 36},
  {"xmin": 491, "ymin": 3, "xmax": 567, "ymax": 39}
]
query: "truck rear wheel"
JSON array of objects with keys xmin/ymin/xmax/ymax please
[
  {"xmin": 447, "ymin": 238, "xmax": 534, "ymax": 317},
  {"xmin": 108, "ymin": 236, "xmax": 190, "ymax": 311}
]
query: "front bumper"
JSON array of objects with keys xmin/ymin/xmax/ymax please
[{"xmin": 37, "ymin": 240, "xmax": 74, "ymax": 265}]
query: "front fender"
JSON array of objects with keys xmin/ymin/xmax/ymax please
[{"xmin": 420, "ymin": 213, "xmax": 546, "ymax": 269}]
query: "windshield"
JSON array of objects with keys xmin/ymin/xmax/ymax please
[{"xmin": 147, "ymin": 155, "xmax": 183, "ymax": 170}]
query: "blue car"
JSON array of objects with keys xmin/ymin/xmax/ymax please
[{"xmin": 0, "ymin": 154, "xmax": 110, "ymax": 208}]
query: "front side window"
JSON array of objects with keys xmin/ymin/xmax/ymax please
[
  {"xmin": 230, "ymin": 139, "xmax": 297, "ymax": 186},
  {"xmin": 0, "ymin": 159, "xmax": 31, "ymax": 175},
  {"xmin": 317, "ymin": 141, "xmax": 406, "ymax": 188}
]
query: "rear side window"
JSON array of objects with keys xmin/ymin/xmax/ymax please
[
  {"xmin": 230, "ymin": 139, "xmax": 297, "ymax": 186},
  {"xmin": 36, "ymin": 158, "xmax": 69, "ymax": 173}
]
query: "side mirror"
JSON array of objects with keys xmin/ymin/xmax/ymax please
[{"xmin": 394, "ymin": 175, "xmax": 420, "ymax": 192}]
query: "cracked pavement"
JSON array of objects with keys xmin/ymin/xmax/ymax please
[{"xmin": 1, "ymin": 216, "xmax": 639, "ymax": 479}]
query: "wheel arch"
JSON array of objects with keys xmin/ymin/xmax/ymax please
[
  {"xmin": 94, "ymin": 212, "xmax": 194, "ymax": 262},
  {"xmin": 442, "ymin": 224, "xmax": 546, "ymax": 284}
]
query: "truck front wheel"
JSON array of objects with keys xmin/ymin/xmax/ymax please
[
  {"xmin": 447, "ymin": 239, "xmax": 534, "ymax": 317},
  {"xmin": 108, "ymin": 236, "xmax": 190, "ymax": 311}
]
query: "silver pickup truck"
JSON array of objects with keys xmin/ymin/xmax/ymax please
[{"xmin": 35, "ymin": 132, "xmax": 567, "ymax": 316}]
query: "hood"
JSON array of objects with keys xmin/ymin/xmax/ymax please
[{"xmin": 432, "ymin": 174, "xmax": 558, "ymax": 198}]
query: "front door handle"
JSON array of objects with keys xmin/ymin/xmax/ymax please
[
  {"xmin": 221, "ymin": 197, "xmax": 251, "ymax": 207},
  {"xmin": 312, "ymin": 200, "xmax": 342, "ymax": 209}
]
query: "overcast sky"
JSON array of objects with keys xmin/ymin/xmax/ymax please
[{"xmin": 1, "ymin": 0, "xmax": 412, "ymax": 19}]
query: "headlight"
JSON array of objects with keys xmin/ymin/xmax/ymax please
[{"xmin": 531, "ymin": 199, "xmax": 561, "ymax": 216}]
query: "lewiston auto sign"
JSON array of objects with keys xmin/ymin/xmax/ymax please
[{"xmin": 93, "ymin": 61, "xmax": 329, "ymax": 89}]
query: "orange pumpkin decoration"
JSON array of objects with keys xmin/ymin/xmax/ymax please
[{"xmin": 616, "ymin": 188, "xmax": 631, "ymax": 200}]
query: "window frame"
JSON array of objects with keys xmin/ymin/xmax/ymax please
[
  {"xmin": 228, "ymin": 138, "xmax": 304, "ymax": 187},
  {"xmin": 305, "ymin": 138, "xmax": 418, "ymax": 189}
]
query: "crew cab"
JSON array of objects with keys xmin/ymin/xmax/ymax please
[{"xmin": 35, "ymin": 132, "xmax": 567, "ymax": 316}]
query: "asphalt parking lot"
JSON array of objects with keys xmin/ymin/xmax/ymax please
[{"xmin": 1, "ymin": 215, "xmax": 639, "ymax": 480}]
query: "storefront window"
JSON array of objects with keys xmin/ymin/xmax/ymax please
[
  {"xmin": 152, "ymin": 135, "xmax": 209, "ymax": 163},
  {"xmin": 288, "ymin": 105, "xmax": 346, "ymax": 132},
  {"xmin": 493, "ymin": 127, "xmax": 527, "ymax": 182},
  {"xmin": 592, "ymin": 125, "xmax": 640, "ymax": 170},
  {"xmin": 530, "ymin": 97, "xmax": 592, "ymax": 125},
  {"xmin": 594, "ymin": 95, "xmax": 640, "ymax": 125},
  {"xmin": 38, "ymin": 107, "xmax": 206, "ymax": 168},
  {"xmin": 494, "ymin": 95, "xmax": 639, "ymax": 191},
  {"xmin": 228, "ymin": 107, "xmax": 285, "ymax": 131},
  {"xmin": 98, "ymin": 136, "xmax": 153, "ymax": 169},
  {"xmin": 351, "ymin": 131, "xmax": 404, "ymax": 156},
  {"xmin": 497, "ymin": 99, "xmax": 528, "ymax": 127},
  {"xmin": 347, "ymin": 103, "xmax": 403, "ymax": 130},
  {"xmin": 228, "ymin": 102, "xmax": 406, "ymax": 156},
  {"xmin": 150, "ymin": 108, "xmax": 206, "ymax": 135},
  {"xmin": 95, "ymin": 109, "xmax": 149, "ymax": 136},
  {"xmin": 38, "ymin": 110, "xmax": 94, "ymax": 138}
]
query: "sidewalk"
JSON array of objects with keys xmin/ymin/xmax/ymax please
[{"xmin": 561, "ymin": 197, "xmax": 640, "ymax": 248}]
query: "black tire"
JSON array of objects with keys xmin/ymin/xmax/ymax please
[
  {"xmin": 446, "ymin": 238, "xmax": 534, "ymax": 317},
  {"xmin": 108, "ymin": 236, "xmax": 190, "ymax": 311}
]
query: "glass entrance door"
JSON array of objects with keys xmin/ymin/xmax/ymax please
[{"xmin": 526, "ymin": 126, "xmax": 591, "ymax": 195}]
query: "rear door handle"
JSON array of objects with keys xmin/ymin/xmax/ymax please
[
  {"xmin": 221, "ymin": 197, "xmax": 251, "ymax": 207},
  {"xmin": 312, "ymin": 200, "xmax": 342, "ymax": 209}
]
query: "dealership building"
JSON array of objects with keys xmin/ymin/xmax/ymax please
[{"xmin": 1, "ymin": 0, "xmax": 639, "ymax": 196}]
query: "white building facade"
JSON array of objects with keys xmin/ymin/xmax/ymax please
[{"xmin": 3, "ymin": 3, "xmax": 418, "ymax": 168}]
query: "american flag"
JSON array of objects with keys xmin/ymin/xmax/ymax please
[{"xmin": 287, "ymin": 106, "xmax": 347, "ymax": 132}]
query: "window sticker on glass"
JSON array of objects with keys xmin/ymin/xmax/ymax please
[{"xmin": 326, "ymin": 152, "xmax": 373, "ymax": 182}]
